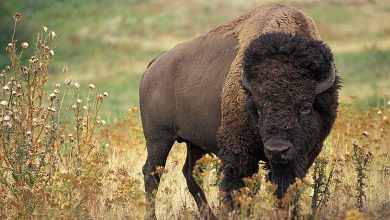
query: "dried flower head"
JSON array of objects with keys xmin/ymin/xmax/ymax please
[
  {"xmin": 13, "ymin": 12, "xmax": 22, "ymax": 22},
  {"xmin": 62, "ymin": 65, "xmax": 69, "ymax": 73},
  {"xmin": 49, "ymin": 93, "xmax": 56, "ymax": 100},
  {"xmin": 21, "ymin": 42, "xmax": 29, "ymax": 49},
  {"xmin": 6, "ymin": 43, "xmax": 13, "ymax": 52},
  {"xmin": 3, "ymin": 116, "xmax": 11, "ymax": 121},
  {"xmin": 4, "ymin": 122, "xmax": 12, "ymax": 128},
  {"xmin": 50, "ymin": 31, "xmax": 56, "ymax": 38},
  {"xmin": 73, "ymin": 82, "xmax": 80, "ymax": 89},
  {"xmin": 89, "ymin": 84, "xmax": 95, "ymax": 89},
  {"xmin": 64, "ymin": 78, "xmax": 72, "ymax": 85}
]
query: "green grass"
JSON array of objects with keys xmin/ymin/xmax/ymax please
[
  {"xmin": 306, "ymin": 6, "xmax": 355, "ymax": 23},
  {"xmin": 95, "ymin": 71, "xmax": 142, "ymax": 120},
  {"xmin": 335, "ymin": 48, "xmax": 390, "ymax": 100},
  {"xmin": 1, "ymin": 0, "xmax": 389, "ymax": 121}
]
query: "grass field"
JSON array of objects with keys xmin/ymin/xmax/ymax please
[{"xmin": 0, "ymin": 0, "xmax": 389, "ymax": 219}]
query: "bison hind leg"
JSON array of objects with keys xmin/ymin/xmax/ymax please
[
  {"xmin": 183, "ymin": 143, "xmax": 217, "ymax": 220},
  {"xmin": 142, "ymin": 132, "xmax": 175, "ymax": 220}
]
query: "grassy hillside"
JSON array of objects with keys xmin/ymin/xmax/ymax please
[{"xmin": 1, "ymin": 0, "xmax": 389, "ymax": 121}]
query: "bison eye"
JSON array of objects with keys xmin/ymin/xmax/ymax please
[
  {"xmin": 257, "ymin": 109, "xmax": 261, "ymax": 117},
  {"xmin": 300, "ymin": 104, "xmax": 312, "ymax": 116}
]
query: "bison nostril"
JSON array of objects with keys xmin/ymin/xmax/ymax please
[
  {"xmin": 270, "ymin": 147, "xmax": 290, "ymax": 158},
  {"xmin": 280, "ymin": 150, "xmax": 287, "ymax": 159}
]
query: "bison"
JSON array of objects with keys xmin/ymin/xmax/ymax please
[{"xmin": 139, "ymin": 3, "xmax": 340, "ymax": 219}]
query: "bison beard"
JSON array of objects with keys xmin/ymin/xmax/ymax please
[{"xmin": 269, "ymin": 155, "xmax": 307, "ymax": 198}]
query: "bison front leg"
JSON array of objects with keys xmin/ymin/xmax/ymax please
[
  {"xmin": 217, "ymin": 122, "xmax": 261, "ymax": 212},
  {"xmin": 219, "ymin": 151, "xmax": 259, "ymax": 211}
]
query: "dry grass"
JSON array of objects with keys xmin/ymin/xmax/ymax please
[{"xmin": 93, "ymin": 103, "xmax": 389, "ymax": 219}]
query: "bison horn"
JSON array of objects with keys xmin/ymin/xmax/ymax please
[
  {"xmin": 315, "ymin": 64, "xmax": 335, "ymax": 94},
  {"xmin": 240, "ymin": 68, "xmax": 252, "ymax": 91}
]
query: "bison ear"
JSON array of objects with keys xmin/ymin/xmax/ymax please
[
  {"xmin": 241, "ymin": 68, "xmax": 252, "ymax": 92},
  {"xmin": 315, "ymin": 64, "xmax": 335, "ymax": 94}
]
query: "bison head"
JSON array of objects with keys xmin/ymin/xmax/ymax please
[{"xmin": 241, "ymin": 32, "xmax": 340, "ymax": 197}]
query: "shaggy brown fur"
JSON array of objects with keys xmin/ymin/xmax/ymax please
[{"xmin": 219, "ymin": 32, "xmax": 340, "ymax": 199}]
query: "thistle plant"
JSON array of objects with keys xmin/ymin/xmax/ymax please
[
  {"xmin": 352, "ymin": 140, "xmax": 373, "ymax": 211},
  {"xmin": 0, "ymin": 13, "xmax": 59, "ymax": 218},
  {"xmin": 0, "ymin": 13, "xmax": 108, "ymax": 218},
  {"xmin": 310, "ymin": 155, "xmax": 335, "ymax": 214}
]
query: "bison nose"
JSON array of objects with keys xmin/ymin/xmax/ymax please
[{"xmin": 264, "ymin": 138, "xmax": 294, "ymax": 164}]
